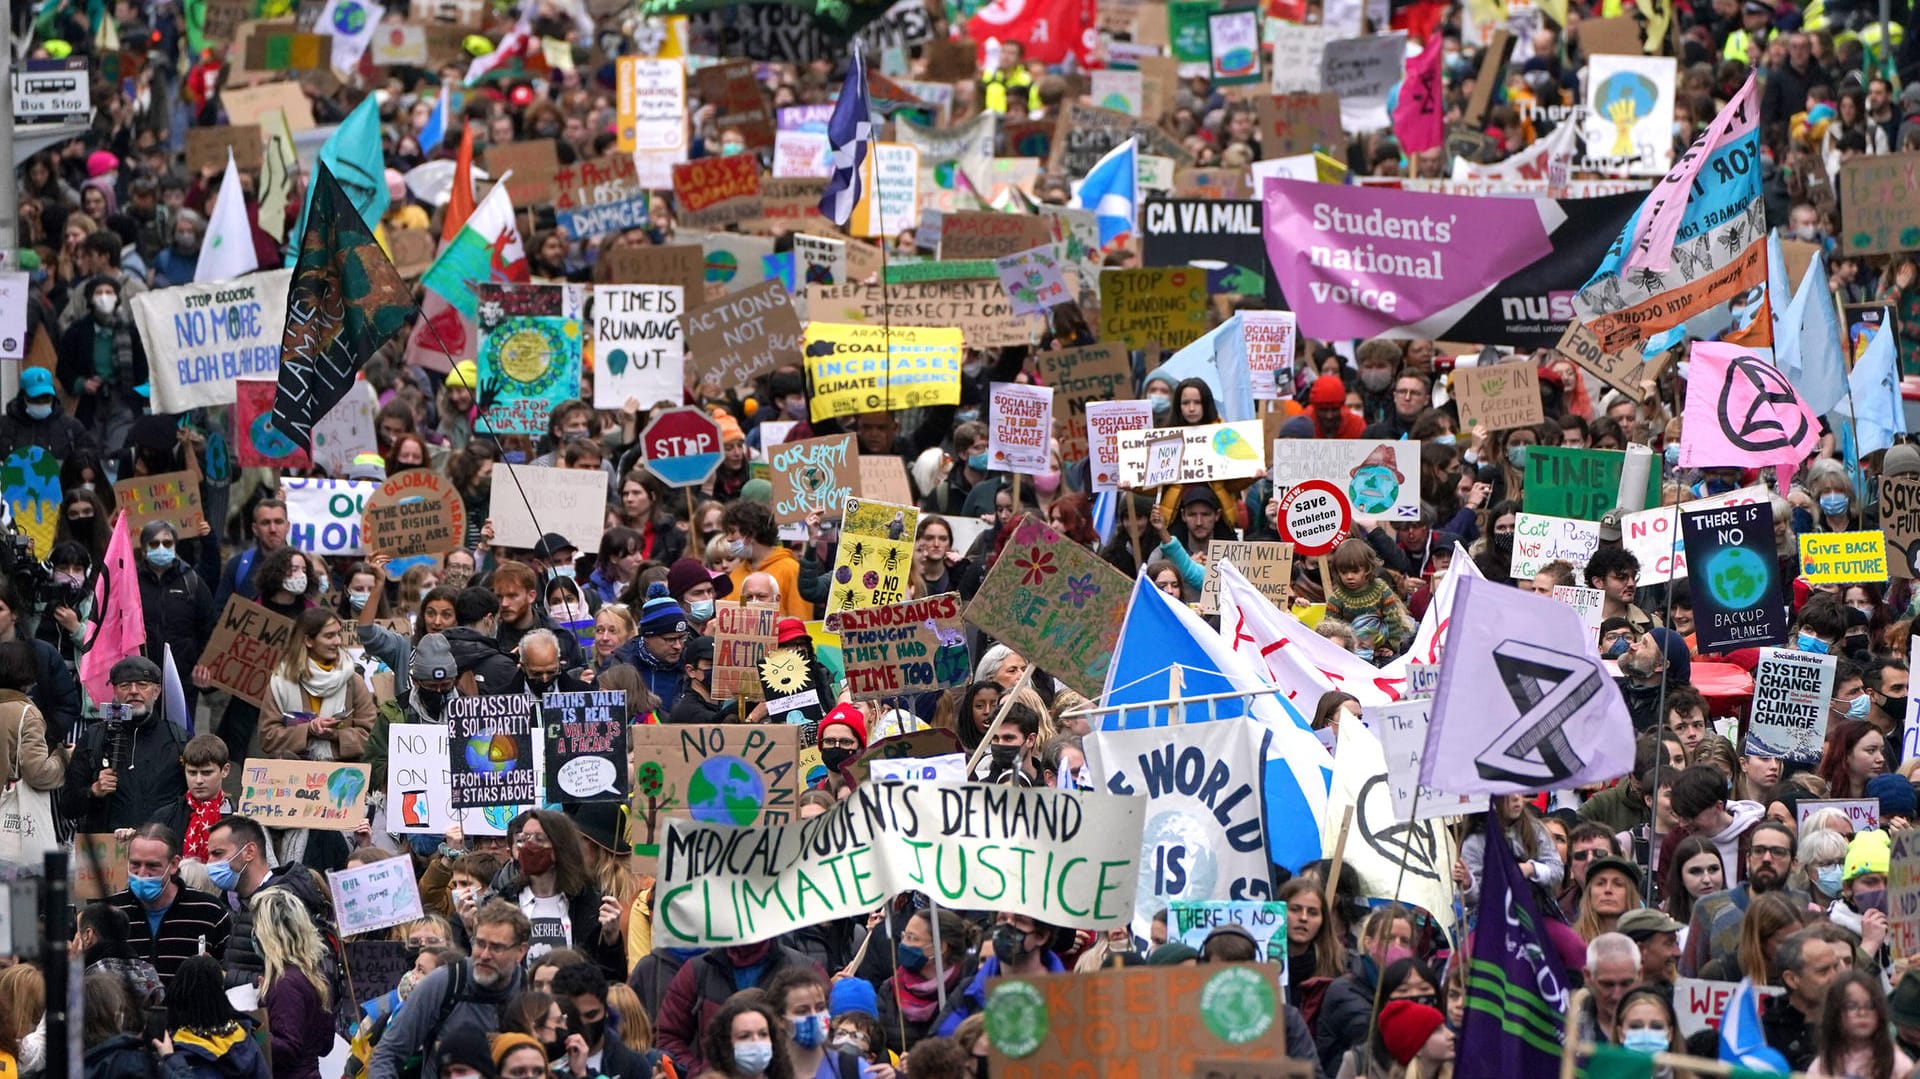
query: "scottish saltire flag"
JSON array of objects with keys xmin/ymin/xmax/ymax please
[
  {"xmin": 1456, "ymin": 814, "xmax": 1570, "ymax": 1079},
  {"xmin": 1720, "ymin": 979, "xmax": 1790, "ymax": 1072},
  {"xmin": 419, "ymin": 83, "xmax": 451, "ymax": 156},
  {"xmin": 1072, "ymin": 136, "xmax": 1138, "ymax": 247},
  {"xmin": 1848, "ymin": 308, "xmax": 1907, "ymax": 456},
  {"xmin": 819, "ymin": 45, "xmax": 873, "ymax": 228},
  {"xmin": 1100, "ymin": 574, "xmax": 1332, "ymax": 872},
  {"xmin": 1091, "ymin": 489, "xmax": 1117, "ymax": 546},
  {"xmin": 1774, "ymin": 249, "xmax": 1848, "ymax": 415}
]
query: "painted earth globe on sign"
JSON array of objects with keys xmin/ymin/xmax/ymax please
[
  {"xmin": 464, "ymin": 733, "xmax": 520, "ymax": 773},
  {"xmin": 688, "ymin": 756, "xmax": 764, "ymax": 826},
  {"xmin": 1705, "ymin": 545, "xmax": 1770, "ymax": 609}
]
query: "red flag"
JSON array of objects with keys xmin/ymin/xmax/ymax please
[
  {"xmin": 80, "ymin": 512, "xmax": 146, "ymax": 707},
  {"xmin": 1392, "ymin": 32, "xmax": 1445, "ymax": 155},
  {"xmin": 442, "ymin": 123, "xmax": 477, "ymax": 246},
  {"xmin": 967, "ymin": 0, "xmax": 1095, "ymax": 68}
]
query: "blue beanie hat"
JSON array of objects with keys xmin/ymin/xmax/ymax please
[
  {"xmin": 1868, "ymin": 773, "xmax": 1918, "ymax": 821},
  {"xmin": 639, "ymin": 581, "xmax": 689, "ymax": 637},
  {"xmin": 829, "ymin": 975, "xmax": 878, "ymax": 1018}
]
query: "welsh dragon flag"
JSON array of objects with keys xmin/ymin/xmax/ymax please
[{"xmin": 406, "ymin": 178, "xmax": 528, "ymax": 371}]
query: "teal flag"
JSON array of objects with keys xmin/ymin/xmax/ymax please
[{"xmin": 284, "ymin": 94, "xmax": 391, "ymax": 268}]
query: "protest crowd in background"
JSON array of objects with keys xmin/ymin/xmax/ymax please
[{"xmin": 14, "ymin": 0, "xmax": 1920, "ymax": 1076}]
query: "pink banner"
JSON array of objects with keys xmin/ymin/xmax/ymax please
[
  {"xmin": 1623, "ymin": 74, "xmax": 1758, "ymax": 273},
  {"xmin": 1261, "ymin": 179, "xmax": 1553, "ymax": 341},
  {"xmin": 80, "ymin": 512, "xmax": 147, "ymax": 707},
  {"xmin": 1678, "ymin": 341, "xmax": 1821, "ymax": 472},
  {"xmin": 1392, "ymin": 34, "xmax": 1445, "ymax": 156}
]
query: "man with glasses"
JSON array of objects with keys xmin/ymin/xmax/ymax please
[
  {"xmin": 1584, "ymin": 546, "xmax": 1657, "ymax": 631},
  {"xmin": 59, "ymin": 656, "xmax": 187, "ymax": 833},
  {"xmin": 370, "ymin": 900, "xmax": 531, "ymax": 1079},
  {"xmin": 1363, "ymin": 371, "xmax": 1432, "ymax": 440},
  {"xmin": 1680, "ymin": 819, "xmax": 1804, "ymax": 977},
  {"xmin": 614, "ymin": 587, "xmax": 691, "ymax": 711}
]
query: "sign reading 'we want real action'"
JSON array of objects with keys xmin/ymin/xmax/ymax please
[{"xmin": 657, "ymin": 782, "xmax": 1144, "ymax": 946}]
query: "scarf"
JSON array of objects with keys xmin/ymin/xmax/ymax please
[
  {"xmin": 893, "ymin": 961, "xmax": 964, "ymax": 1023},
  {"xmin": 270, "ymin": 659, "xmax": 356, "ymax": 761},
  {"xmin": 182, "ymin": 790, "xmax": 223, "ymax": 861}
]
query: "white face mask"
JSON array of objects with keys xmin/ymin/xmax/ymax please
[
  {"xmin": 92, "ymin": 293, "xmax": 118, "ymax": 316},
  {"xmin": 284, "ymin": 573, "xmax": 309, "ymax": 595}
]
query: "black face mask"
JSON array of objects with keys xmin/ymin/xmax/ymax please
[
  {"xmin": 820, "ymin": 746, "xmax": 855, "ymax": 771},
  {"xmin": 991, "ymin": 923, "xmax": 1032, "ymax": 965},
  {"xmin": 989, "ymin": 744, "xmax": 1021, "ymax": 774},
  {"xmin": 581, "ymin": 1017, "xmax": 605, "ymax": 1048},
  {"xmin": 525, "ymin": 673, "xmax": 558, "ymax": 694},
  {"xmin": 542, "ymin": 1039, "xmax": 566, "ymax": 1062},
  {"xmin": 416, "ymin": 689, "xmax": 448, "ymax": 719}
]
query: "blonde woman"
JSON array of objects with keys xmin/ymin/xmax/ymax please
[
  {"xmin": 592, "ymin": 604, "xmax": 637, "ymax": 674},
  {"xmin": 260, "ymin": 608, "xmax": 376, "ymax": 763},
  {"xmin": 0, "ymin": 963, "xmax": 46, "ymax": 1077},
  {"xmin": 252, "ymin": 889, "xmax": 334, "ymax": 1079}
]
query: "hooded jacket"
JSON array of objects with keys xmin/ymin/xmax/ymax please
[
  {"xmin": 727, "ymin": 545, "xmax": 810, "ymax": 620},
  {"xmin": 440, "ymin": 626, "xmax": 524, "ymax": 695},
  {"xmin": 0, "ymin": 392, "xmax": 96, "ymax": 461},
  {"xmin": 654, "ymin": 944, "xmax": 824, "ymax": 1074},
  {"xmin": 1656, "ymin": 798, "xmax": 1765, "ymax": 884},
  {"xmin": 162, "ymin": 1023, "xmax": 271, "ymax": 1079}
]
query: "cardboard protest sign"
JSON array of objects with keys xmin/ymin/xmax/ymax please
[
  {"xmin": 711, "ymin": 602, "xmax": 781, "ymax": 700},
  {"xmin": 1451, "ymin": 362, "xmax": 1545, "ymax": 432},
  {"xmin": 489, "ymin": 465, "xmax": 608, "ymax": 554},
  {"xmin": 591, "ymin": 284, "xmax": 683, "ymax": 409},
  {"xmin": 858, "ymin": 455, "xmax": 914, "ymax": 506},
  {"xmin": 475, "ymin": 283, "xmax": 584, "ymax": 436},
  {"xmin": 1748, "ymin": 647, "xmax": 1837, "ymax": 763},
  {"xmin": 657, "ymin": 782, "xmax": 1144, "ymax": 945},
  {"xmin": 236, "ymin": 759, "xmax": 370, "ymax": 830},
  {"xmin": 804, "ymin": 322, "xmax": 963, "ymax": 420},
  {"xmin": 1879, "ymin": 475, "xmax": 1920, "ymax": 579},
  {"xmin": 758, "ymin": 646, "xmax": 828, "ymax": 725},
  {"xmin": 484, "ymin": 139, "xmax": 562, "ymax": 206},
  {"xmin": 200, "ymin": 597, "xmax": 296, "ymax": 707},
  {"xmin": 1799, "ymin": 531, "xmax": 1888, "ymax": 584},
  {"xmin": 1510, "ymin": 512, "xmax": 1601, "ymax": 579},
  {"xmin": 806, "ymin": 279, "xmax": 1042, "ymax": 348},
  {"xmin": 1085, "ymin": 717, "xmax": 1272, "ymax": 944},
  {"xmin": 1621, "ymin": 485, "xmax": 1770, "ymax": 583},
  {"xmin": 988, "ymin": 965, "xmax": 1292, "ymax": 1079},
  {"xmin": 825, "ymin": 498, "xmax": 918, "ymax": 627},
  {"xmin": 994, "ymin": 245, "xmax": 1071, "ymax": 315},
  {"xmin": 968, "ymin": 514, "xmax": 1132, "ymax": 697},
  {"xmin": 1100, "ymin": 267, "xmax": 1209, "ymax": 350},
  {"xmin": 1169, "ymin": 901, "xmax": 1287, "ymax": 959},
  {"xmin": 769, "ymin": 434, "xmax": 858, "ymax": 526},
  {"xmin": 540, "ymin": 691, "xmax": 630, "ymax": 804},
  {"xmin": 1050, "ymin": 102, "xmax": 1192, "ymax": 178},
  {"xmin": 835, "ymin": 594, "xmax": 971, "ymax": 700},
  {"xmin": 327, "ymin": 857, "xmax": 424, "ymax": 935},
  {"xmin": 1198, "ymin": 541, "xmax": 1295, "ymax": 614},
  {"xmin": 988, "ymin": 383, "xmax": 1054, "ymax": 475},
  {"xmin": 1523, "ymin": 446, "xmax": 1663, "ymax": 521},
  {"xmin": 691, "ymin": 60, "xmax": 774, "ymax": 150},
  {"xmin": 838, "ymin": 728, "xmax": 966, "ymax": 786},
  {"xmin": 362, "ymin": 470, "xmax": 467, "ymax": 557},
  {"xmin": 673, "ymin": 154, "xmax": 763, "ymax": 228},
  {"xmin": 1258, "ymin": 92, "xmax": 1344, "ymax": 159},
  {"xmin": 1087, "ymin": 401, "xmax": 1156, "ymax": 494},
  {"xmin": 306, "ymin": 380, "xmax": 381, "ymax": 478},
  {"xmin": 1116, "ymin": 422, "xmax": 1266, "ymax": 488},
  {"xmin": 1270, "ymin": 440, "xmax": 1420, "ymax": 521},
  {"xmin": 134, "ymin": 268, "xmax": 292, "ymax": 412},
  {"xmin": 114, "ymin": 471, "xmax": 204, "ymax": 535},
  {"xmin": 72, "ymin": 834, "xmax": 130, "ymax": 899},
  {"xmin": 1840, "ymin": 151, "xmax": 1920, "ymax": 256},
  {"xmin": 631, "ymin": 723, "xmax": 802, "ymax": 875},
  {"xmin": 185, "ymin": 125, "xmax": 264, "ymax": 173},
  {"xmin": 683, "ymin": 279, "xmax": 803, "ymax": 393},
  {"xmin": 597, "ymin": 245, "xmax": 705, "ymax": 302},
  {"xmin": 1556, "ymin": 322, "xmax": 1652, "ymax": 401},
  {"xmin": 283, "ymin": 477, "xmax": 378, "ymax": 557},
  {"xmin": 1892, "ymin": 829, "xmax": 1920, "ymax": 958},
  {"xmin": 446, "ymin": 694, "xmax": 538, "ymax": 809},
  {"xmin": 1035, "ymin": 342, "xmax": 1131, "ymax": 464},
  {"xmin": 940, "ymin": 211, "xmax": 1054, "ymax": 261},
  {"xmin": 343, "ymin": 940, "xmax": 411, "ymax": 1004},
  {"xmin": 1680, "ymin": 501, "xmax": 1788, "ymax": 652}
]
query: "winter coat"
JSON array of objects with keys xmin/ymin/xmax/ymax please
[
  {"xmin": 0, "ymin": 690, "xmax": 67, "ymax": 792},
  {"xmin": 653, "ymin": 946, "xmax": 824, "ymax": 1074},
  {"xmin": 221, "ymin": 865, "xmax": 334, "ymax": 989},
  {"xmin": 367, "ymin": 961, "xmax": 525, "ymax": 1079},
  {"xmin": 138, "ymin": 558, "xmax": 217, "ymax": 671},
  {"xmin": 60, "ymin": 708, "xmax": 189, "ymax": 833},
  {"xmin": 264, "ymin": 967, "xmax": 331, "ymax": 1079},
  {"xmin": 1458, "ymin": 818, "xmax": 1565, "ymax": 909},
  {"xmin": 440, "ymin": 627, "xmax": 524, "ymax": 695},
  {"xmin": 22, "ymin": 636, "xmax": 80, "ymax": 746},
  {"xmin": 934, "ymin": 952, "xmax": 1068, "ymax": 1038},
  {"xmin": 0, "ymin": 392, "xmax": 96, "ymax": 462},
  {"xmin": 484, "ymin": 865, "xmax": 628, "ymax": 981},
  {"xmin": 612, "ymin": 638, "xmax": 687, "ymax": 714},
  {"xmin": 1314, "ymin": 962, "xmax": 1381, "ymax": 1076},
  {"xmin": 258, "ymin": 668, "xmax": 377, "ymax": 762},
  {"xmin": 161, "ymin": 1023, "xmax": 271, "ymax": 1079},
  {"xmin": 84, "ymin": 1034, "xmax": 163, "ymax": 1079}
]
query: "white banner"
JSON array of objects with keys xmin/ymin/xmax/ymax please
[
  {"xmin": 134, "ymin": 269, "xmax": 293, "ymax": 413},
  {"xmin": 384, "ymin": 724, "xmax": 528, "ymax": 837},
  {"xmin": 284, "ymin": 477, "xmax": 379, "ymax": 556},
  {"xmin": 1327, "ymin": 719, "xmax": 1459, "ymax": 930},
  {"xmin": 1086, "ymin": 400, "xmax": 1154, "ymax": 494},
  {"xmin": 1271, "ymin": 438, "xmax": 1421, "ymax": 521},
  {"xmin": 488, "ymin": 465, "xmax": 609, "ymax": 553},
  {"xmin": 1085, "ymin": 717, "xmax": 1273, "ymax": 944},
  {"xmin": 591, "ymin": 284, "xmax": 683, "ymax": 410},
  {"xmin": 656, "ymin": 781, "xmax": 1144, "ymax": 946}
]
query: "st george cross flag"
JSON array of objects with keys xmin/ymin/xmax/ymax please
[
  {"xmin": 1071, "ymin": 137, "xmax": 1139, "ymax": 248},
  {"xmin": 819, "ymin": 45, "xmax": 873, "ymax": 229},
  {"xmin": 195, "ymin": 149, "xmax": 260, "ymax": 284},
  {"xmin": 1456, "ymin": 810, "xmax": 1572, "ymax": 1079},
  {"xmin": 79, "ymin": 512, "xmax": 145, "ymax": 708},
  {"xmin": 1101, "ymin": 573, "xmax": 1332, "ymax": 872},
  {"xmin": 1420, "ymin": 575, "xmax": 1634, "ymax": 794},
  {"xmin": 272, "ymin": 163, "xmax": 414, "ymax": 451},
  {"xmin": 1679, "ymin": 340, "xmax": 1822, "ymax": 472}
]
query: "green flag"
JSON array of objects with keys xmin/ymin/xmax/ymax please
[
  {"xmin": 283, "ymin": 94, "xmax": 391, "ymax": 268},
  {"xmin": 1578, "ymin": 1045, "xmax": 1654, "ymax": 1079}
]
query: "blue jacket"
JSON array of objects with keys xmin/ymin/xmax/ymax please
[
  {"xmin": 934, "ymin": 951, "xmax": 1066, "ymax": 1037},
  {"xmin": 612, "ymin": 638, "xmax": 687, "ymax": 713}
]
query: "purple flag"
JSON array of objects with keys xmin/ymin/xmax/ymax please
[{"xmin": 1457, "ymin": 810, "xmax": 1572, "ymax": 1079}]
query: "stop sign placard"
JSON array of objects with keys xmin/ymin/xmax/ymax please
[
  {"xmin": 641, "ymin": 407, "xmax": 724, "ymax": 488},
  {"xmin": 1277, "ymin": 479, "xmax": 1352, "ymax": 557}
]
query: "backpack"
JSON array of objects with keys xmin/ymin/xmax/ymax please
[{"xmin": 400, "ymin": 963, "xmax": 500, "ymax": 1079}]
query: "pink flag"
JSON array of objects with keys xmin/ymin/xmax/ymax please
[
  {"xmin": 80, "ymin": 511, "xmax": 146, "ymax": 706},
  {"xmin": 1678, "ymin": 341, "xmax": 1821, "ymax": 473},
  {"xmin": 1623, "ymin": 74, "xmax": 1758, "ymax": 273},
  {"xmin": 1392, "ymin": 33, "xmax": 1445, "ymax": 156}
]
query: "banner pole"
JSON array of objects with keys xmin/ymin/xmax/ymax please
[{"xmin": 927, "ymin": 895, "xmax": 949, "ymax": 1012}]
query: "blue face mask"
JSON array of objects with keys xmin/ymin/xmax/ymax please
[
  {"xmin": 1816, "ymin": 864, "xmax": 1843, "ymax": 895},
  {"xmin": 689, "ymin": 599, "xmax": 715, "ymax": 622},
  {"xmin": 128, "ymin": 873, "xmax": 166, "ymax": 903},
  {"xmin": 550, "ymin": 564, "xmax": 576, "ymax": 580},
  {"xmin": 956, "ymin": 409, "xmax": 980, "ymax": 424},
  {"xmin": 897, "ymin": 944, "xmax": 929, "ymax": 972},
  {"xmin": 146, "ymin": 545, "xmax": 176, "ymax": 568},
  {"xmin": 1605, "ymin": 637, "xmax": 1631, "ymax": 658},
  {"xmin": 1797, "ymin": 632, "xmax": 1831, "ymax": 655},
  {"xmin": 24, "ymin": 402, "xmax": 53, "ymax": 420},
  {"xmin": 1149, "ymin": 393, "xmax": 1172, "ymax": 415},
  {"xmin": 1507, "ymin": 444, "xmax": 1529, "ymax": 468},
  {"xmin": 1663, "ymin": 444, "xmax": 1682, "ymax": 467},
  {"xmin": 1847, "ymin": 693, "xmax": 1873, "ymax": 720},
  {"xmin": 790, "ymin": 1013, "xmax": 827, "ymax": 1050},
  {"xmin": 1819, "ymin": 493, "xmax": 1851, "ymax": 516},
  {"xmin": 1622, "ymin": 1028, "xmax": 1668, "ymax": 1055},
  {"xmin": 206, "ymin": 858, "xmax": 241, "ymax": 892},
  {"xmin": 968, "ymin": 452, "xmax": 990, "ymax": 471},
  {"xmin": 1434, "ymin": 433, "xmax": 1456, "ymax": 446}
]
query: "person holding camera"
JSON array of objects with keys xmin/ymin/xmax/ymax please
[
  {"xmin": 33, "ymin": 539, "xmax": 99, "ymax": 682},
  {"xmin": 60, "ymin": 656, "xmax": 188, "ymax": 835},
  {"xmin": 0, "ymin": 578, "xmax": 81, "ymax": 746}
]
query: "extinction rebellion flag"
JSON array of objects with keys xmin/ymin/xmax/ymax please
[{"xmin": 1457, "ymin": 814, "xmax": 1572, "ymax": 1079}]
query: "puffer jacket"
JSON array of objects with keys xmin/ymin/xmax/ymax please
[
  {"xmin": 222, "ymin": 864, "xmax": 335, "ymax": 989},
  {"xmin": 1314, "ymin": 960, "xmax": 1380, "ymax": 1076},
  {"xmin": 440, "ymin": 627, "xmax": 523, "ymax": 695}
]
